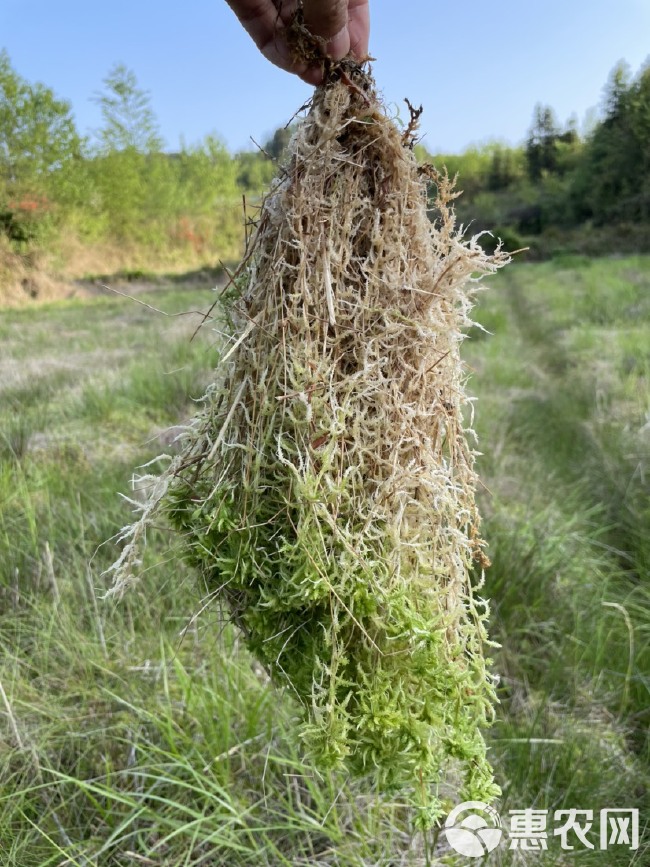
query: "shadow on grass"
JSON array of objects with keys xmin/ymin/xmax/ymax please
[{"xmin": 78, "ymin": 263, "xmax": 232, "ymax": 293}]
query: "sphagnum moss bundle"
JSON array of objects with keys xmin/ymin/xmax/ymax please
[{"xmin": 109, "ymin": 63, "xmax": 508, "ymax": 824}]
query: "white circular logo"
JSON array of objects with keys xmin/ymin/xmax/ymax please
[{"xmin": 443, "ymin": 800, "xmax": 503, "ymax": 858}]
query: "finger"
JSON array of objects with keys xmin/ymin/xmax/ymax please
[
  {"xmin": 225, "ymin": 0, "xmax": 292, "ymax": 46},
  {"xmin": 301, "ymin": 0, "xmax": 348, "ymax": 40},
  {"xmin": 302, "ymin": 0, "xmax": 350, "ymax": 60},
  {"xmin": 225, "ymin": 0, "xmax": 308, "ymax": 75},
  {"xmin": 347, "ymin": 0, "xmax": 370, "ymax": 60},
  {"xmin": 303, "ymin": 0, "xmax": 370, "ymax": 62}
]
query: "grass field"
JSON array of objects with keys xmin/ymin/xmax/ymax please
[{"xmin": 0, "ymin": 256, "xmax": 648, "ymax": 865}]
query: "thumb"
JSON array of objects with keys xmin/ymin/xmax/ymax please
[{"xmin": 302, "ymin": 0, "xmax": 351, "ymax": 60}]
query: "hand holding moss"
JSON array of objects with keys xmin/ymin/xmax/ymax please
[{"xmin": 225, "ymin": 0, "xmax": 370, "ymax": 84}]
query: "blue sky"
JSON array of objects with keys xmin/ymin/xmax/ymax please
[{"xmin": 2, "ymin": 0, "xmax": 649, "ymax": 154}]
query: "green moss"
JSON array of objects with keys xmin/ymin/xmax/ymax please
[{"xmin": 167, "ymin": 456, "xmax": 499, "ymax": 826}]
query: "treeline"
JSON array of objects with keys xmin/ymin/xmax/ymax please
[
  {"xmin": 0, "ymin": 53, "xmax": 282, "ymax": 279},
  {"xmin": 417, "ymin": 60, "xmax": 650, "ymax": 256},
  {"xmin": 1, "ymin": 51, "xmax": 649, "ymax": 286}
]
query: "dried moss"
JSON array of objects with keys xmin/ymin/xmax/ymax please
[{"xmin": 108, "ymin": 64, "xmax": 509, "ymax": 825}]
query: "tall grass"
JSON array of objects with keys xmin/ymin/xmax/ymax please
[{"xmin": 466, "ymin": 259, "xmax": 649, "ymax": 863}]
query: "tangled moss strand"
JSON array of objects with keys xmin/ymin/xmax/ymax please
[{"xmin": 108, "ymin": 65, "xmax": 509, "ymax": 823}]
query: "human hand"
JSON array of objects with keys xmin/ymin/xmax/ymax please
[{"xmin": 225, "ymin": 1, "xmax": 370, "ymax": 84}]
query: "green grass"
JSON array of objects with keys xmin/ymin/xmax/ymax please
[
  {"xmin": 465, "ymin": 258, "xmax": 649, "ymax": 863},
  {"xmin": 1, "ymin": 260, "xmax": 648, "ymax": 864}
]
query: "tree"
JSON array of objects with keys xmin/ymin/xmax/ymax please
[
  {"xmin": 0, "ymin": 50, "xmax": 82, "ymax": 187},
  {"xmin": 487, "ymin": 143, "xmax": 523, "ymax": 191},
  {"xmin": 525, "ymin": 104, "xmax": 559, "ymax": 182},
  {"xmin": 235, "ymin": 150, "xmax": 276, "ymax": 192},
  {"xmin": 264, "ymin": 125, "xmax": 294, "ymax": 161},
  {"xmin": 87, "ymin": 65, "xmax": 164, "ymax": 238},
  {"xmin": 573, "ymin": 60, "xmax": 650, "ymax": 222},
  {"xmin": 93, "ymin": 64, "xmax": 163, "ymax": 153},
  {"xmin": 603, "ymin": 61, "xmax": 632, "ymax": 123},
  {"xmin": 176, "ymin": 134, "xmax": 239, "ymax": 210}
]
